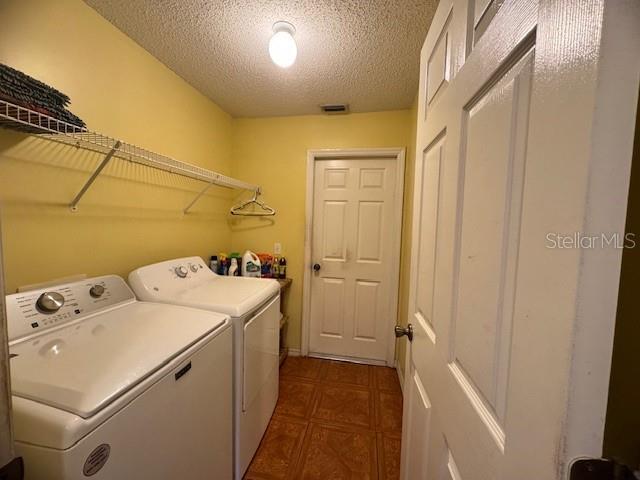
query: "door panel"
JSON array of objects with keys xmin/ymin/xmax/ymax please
[
  {"xmin": 354, "ymin": 280, "xmax": 380, "ymax": 340},
  {"xmin": 324, "ymin": 168, "xmax": 348, "ymax": 188},
  {"xmin": 415, "ymin": 135, "xmax": 445, "ymax": 340},
  {"xmin": 319, "ymin": 278, "xmax": 345, "ymax": 337},
  {"xmin": 360, "ymin": 168, "xmax": 386, "ymax": 188},
  {"xmin": 400, "ymin": 368, "xmax": 432, "ymax": 480},
  {"xmin": 356, "ymin": 201, "xmax": 384, "ymax": 262},
  {"xmin": 402, "ymin": 0, "xmax": 638, "ymax": 478},
  {"xmin": 474, "ymin": 0, "xmax": 492, "ymax": 26},
  {"xmin": 322, "ymin": 201, "xmax": 347, "ymax": 260},
  {"xmin": 473, "ymin": 0, "xmax": 505, "ymax": 44},
  {"xmin": 427, "ymin": 19, "xmax": 451, "ymax": 104},
  {"xmin": 310, "ymin": 157, "xmax": 400, "ymax": 361},
  {"xmin": 453, "ymin": 50, "xmax": 533, "ymax": 426}
]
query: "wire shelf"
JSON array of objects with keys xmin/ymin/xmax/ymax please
[{"xmin": 0, "ymin": 99, "xmax": 259, "ymax": 212}]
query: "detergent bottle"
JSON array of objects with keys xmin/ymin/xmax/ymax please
[
  {"xmin": 228, "ymin": 257, "xmax": 239, "ymax": 277},
  {"xmin": 242, "ymin": 250, "xmax": 262, "ymax": 277}
]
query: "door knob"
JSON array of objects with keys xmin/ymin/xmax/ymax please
[
  {"xmin": 395, "ymin": 324, "xmax": 413, "ymax": 342},
  {"xmin": 313, "ymin": 263, "xmax": 321, "ymax": 271}
]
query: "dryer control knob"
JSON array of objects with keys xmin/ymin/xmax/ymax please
[
  {"xmin": 36, "ymin": 292, "xmax": 65, "ymax": 313},
  {"xmin": 189, "ymin": 264, "xmax": 198, "ymax": 273},
  {"xmin": 175, "ymin": 266, "xmax": 189, "ymax": 278},
  {"xmin": 89, "ymin": 284, "xmax": 105, "ymax": 298}
]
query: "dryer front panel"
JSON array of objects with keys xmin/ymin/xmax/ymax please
[{"xmin": 243, "ymin": 295, "xmax": 280, "ymax": 411}]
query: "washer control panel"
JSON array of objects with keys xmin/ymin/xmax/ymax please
[
  {"xmin": 128, "ymin": 257, "xmax": 214, "ymax": 298},
  {"xmin": 5, "ymin": 275, "xmax": 135, "ymax": 342},
  {"xmin": 170, "ymin": 260, "xmax": 207, "ymax": 280}
]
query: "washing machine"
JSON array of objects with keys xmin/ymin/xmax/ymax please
[
  {"xmin": 128, "ymin": 257, "xmax": 280, "ymax": 478},
  {"xmin": 6, "ymin": 275, "xmax": 233, "ymax": 480}
]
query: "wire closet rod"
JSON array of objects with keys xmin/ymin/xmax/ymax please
[{"xmin": 0, "ymin": 100, "xmax": 259, "ymax": 211}]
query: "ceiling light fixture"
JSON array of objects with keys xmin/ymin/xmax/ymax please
[{"xmin": 269, "ymin": 21, "xmax": 297, "ymax": 68}]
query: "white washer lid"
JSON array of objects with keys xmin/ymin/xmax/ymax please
[
  {"xmin": 9, "ymin": 302, "xmax": 228, "ymax": 419},
  {"xmin": 171, "ymin": 276, "xmax": 279, "ymax": 317}
]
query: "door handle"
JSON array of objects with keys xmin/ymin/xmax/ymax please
[
  {"xmin": 313, "ymin": 263, "xmax": 321, "ymax": 271},
  {"xmin": 395, "ymin": 324, "xmax": 413, "ymax": 342}
]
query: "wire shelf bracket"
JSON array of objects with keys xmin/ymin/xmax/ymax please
[
  {"xmin": 69, "ymin": 141, "xmax": 121, "ymax": 212},
  {"xmin": 183, "ymin": 181, "xmax": 215, "ymax": 214},
  {"xmin": 0, "ymin": 99, "xmax": 260, "ymax": 213}
]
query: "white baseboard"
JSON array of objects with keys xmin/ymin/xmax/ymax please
[
  {"xmin": 288, "ymin": 348, "xmax": 301, "ymax": 357},
  {"xmin": 395, "ymin": 359, "xmax": 405, "ymax": 396}
]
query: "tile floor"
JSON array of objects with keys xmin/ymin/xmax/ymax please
[{"xmin": 244, "ymin": 356, "xmax": 403, "ymax": 480}]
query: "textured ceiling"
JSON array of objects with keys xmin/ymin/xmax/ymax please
[{"xmin": 85, "ymin": 0, "xmax": 438, "ymax": 117}]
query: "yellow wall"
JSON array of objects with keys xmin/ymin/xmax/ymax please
[
  {"xmin": 0, "ymin": 0, "xmax": 234, "ymax": 293},
  {"xmin": 395, "ymin": 97, "xmax": 419, "ymax": 375},
  {"xmin": 231, "ymin": 111, "xmax": 412, "ymax": 350}
]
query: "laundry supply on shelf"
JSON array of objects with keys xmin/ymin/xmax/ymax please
[{"xmin": 241, "ymin": 251, "xmax": 261, "ymax": 277}]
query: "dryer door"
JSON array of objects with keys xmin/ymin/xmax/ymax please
[{"xmin": 243, "ymin": 295, "xmax": 280, "ymax": 411}]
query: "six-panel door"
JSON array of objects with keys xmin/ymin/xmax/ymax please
[
  {"xmin": 400, "ymin": 0, "xmax": 635, "ymax": 478},
  {"xmin": 310, "ymin": 158, "xmax": 399, "ymax": 361}
]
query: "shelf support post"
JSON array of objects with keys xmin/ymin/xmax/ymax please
[
  {"xmin": 183, "ymin": 181, "xmax": 215, "ymax": 214},
  {"xmin": 69, "ymin": 141, "xmax": 121, "ymax": 212}
]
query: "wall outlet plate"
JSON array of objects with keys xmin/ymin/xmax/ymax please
[{"xmin": 274, "ymin": 242, "xmax": 282, "ymax": 255}]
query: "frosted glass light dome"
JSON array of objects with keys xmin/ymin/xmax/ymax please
[{"xmin": 269, "ymin": 22, "xmax": 297, "ymax": 68}]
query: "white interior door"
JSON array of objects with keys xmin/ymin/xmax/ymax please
[
  {"xmin": 308, "ymin": 153, "xmax": 403, "ymax": 364},
  {"xmin": 401, "ymin": 0, "xmax": 640, "ymax": 479}
]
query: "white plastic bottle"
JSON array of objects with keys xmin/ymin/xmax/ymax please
[
  {"xmin": 228, "ymin": 257, "xmax": 238, "ymax": 277},
  {"xmin": 241, "ymin": 250, "xmax": 261, "ymax": 277}
]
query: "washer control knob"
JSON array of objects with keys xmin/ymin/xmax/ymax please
[
  {"xmin": 175, "ymin": 266, "xmax": 189, "ymax": 278},
  {"xmin": 189, "ymin": 264, "xmax": 198, "ymax": 273},
  {"xmin": 36, "ymin": 292, "xmax": 65, "ymax": 313},
  {"xmin": 89, "ymin": 284, "xmax": 105, "ymax": 298}
]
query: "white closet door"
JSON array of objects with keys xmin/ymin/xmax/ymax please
[{"xmin": 309, "ymin": 156, "xmax": 400, "ymax": 363}]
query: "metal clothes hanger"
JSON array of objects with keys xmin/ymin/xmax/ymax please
[{"xmin": 230, "ymin": 189, "xmax": 276, "ymax": 216}]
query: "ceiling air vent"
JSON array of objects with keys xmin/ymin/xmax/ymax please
[{"xmin": 320, "ymin": 103, "xmax": 349, "ymax": 114}]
